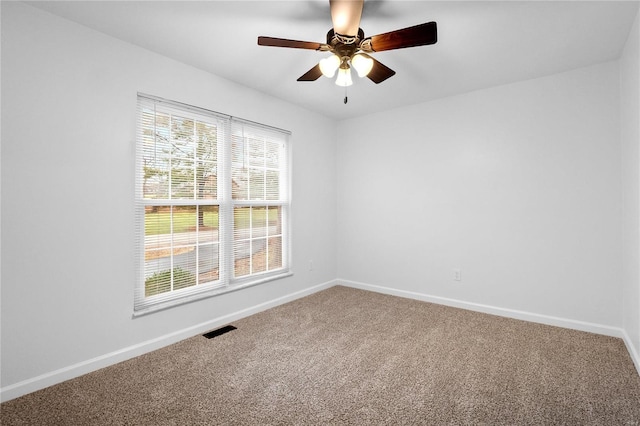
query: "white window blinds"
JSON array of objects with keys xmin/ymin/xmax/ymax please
[
  {"xmin": 230, "ymin": 121, "xmax": 289, "ymax": 281},
  {"xmin": 135, "ymin": 94, "xmax": 291, "ymax": 315}
]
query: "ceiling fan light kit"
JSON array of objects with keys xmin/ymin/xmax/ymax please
[
  {"xmin": 319, "ymin": 54, "xmax": 341, "ymax": 78},
  {"xmin": 351, "ymin": 53, "xmax": 374, "ymax": 78},
  {"xmin": 258, "ymin": 0, "xmax": 437, "ymax": 97},
  {"xmin": 335, "ymin": 66, "xmax": 353, "ymax": 87}
]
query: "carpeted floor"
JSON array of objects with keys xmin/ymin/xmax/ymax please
[{"xmin": 2, "ymin": 285, "xmax": 640, "ymax": 425}]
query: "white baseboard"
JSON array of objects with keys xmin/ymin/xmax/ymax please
[
  {"xmin": 339, "ymin": 279, "xmax": 640, "ymax": 374},
  {"xmin": 0, "ymin": 279, "xmax": 337, "ymax": 403},
  {"xmin": 621, "ymin": 329, "xmax": 640, "ymax": 376}
]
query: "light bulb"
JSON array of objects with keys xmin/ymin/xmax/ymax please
[
  {"xmin": 351, "ymin": 53, "xmax": 374, "ymax": 78},
  {"xmin": 335, "ymin": 67, "xmax": 353, "ymax": 87},
  {"xmin": 319, "ymin": 54, "xmax": 340, "ymax": 78}
]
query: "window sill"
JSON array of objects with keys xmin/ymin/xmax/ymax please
[{"xmin": 132, "ymin": 271, "xmax": 293, "ymax": 318}]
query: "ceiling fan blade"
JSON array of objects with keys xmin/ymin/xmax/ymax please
[
  {"xmin": 258, "ymin": 36, "xmax": 324, "ymax": 50},
  {"xmin": 366, "ymin": 57, "xmax": 396, "ymax": 84},
  {"xmin": 297, "ymin": 64, "xmax": 323, "ymax": 81},
  {"xmin": 365, "ymin": 21, "xmax": 437, "ymax": 52},
  {"xmin": 329, "ymin": 0, "xmax": 364, "ymax": 36}
]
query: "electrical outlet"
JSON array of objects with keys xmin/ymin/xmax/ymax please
[{"xmin": 453, "ymin": 268, "xmax": 462, "ymax": 281}]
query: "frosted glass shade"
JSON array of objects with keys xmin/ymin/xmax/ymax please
[
  {"xmin": 351, "ymin": 54, "xmax": 374, "ymax": 77},
  {"xmin": 319, "ymin": 55, "xmax": 340, "ymax": 78},
  {"xmin": 335, "ymin": 67, "xmax": 353, "ymax": 87}
]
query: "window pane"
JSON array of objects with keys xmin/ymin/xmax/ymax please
[
  {"xmin": 142, "ymin": 111, "xmax": 171, "ymax": 199},
  {"xmin": 170, "ymin": 116, "xmax": 196, "ymax": 200},
  {"xmin": 233, "ymin": 207, "xmax": 251, "ymax": 240},
  {"xmin": 252, "ymin": 238, "xmax": 267, "ymax": 274},
  {"xmin": 231, "ymin": 135, "xmax": 245, "ymax": 166},
  {"xmin": 267, "ymin": 207, "xmax": 283, "ymax": 271},
  {"xmin": 268, "ymin": 206, "xmax": 282, "ymax": 235},
  {"xmin": 145, "ymin": 270, "xmax": 173, "ymax": 297},
  {"xmin": 196, "ymin": 162, "xmax": 217, "ymax": 199},
  {"xmin": 196, "ymin": 121, "xmax": 217, "ymax": 162},
  {"xmin": 252, "ymin": 207, "xmax": 268, "ymax": 238},
  {"xmin": 233, "ymin": 206, "xmax": 254, "ymax": 277},
  {"xmin": 251, "ymin": 207, "xmax": 267, "ymax": 274},
  {"xmin": 265, "ymin": 140, "xmax": 280, "ymax": 168},
  {"xmin": 249, "ymin": 169, "xmax": 265, "ymax": 200},
  {"xmin": 231, "ymin": 135, "xmax": 246, "ymax": 199},
  {"xmin": 232, "ymin": 168, "xmax": 248, "ymax": 200},
  {"xmin": 171, "ymin": 159, "xmax": 194, "ymax": 199},
  {"xmin": 268, "ymin": 236, "xmax": 283, "ymax": 270},
  {"xmin": 196, "ymin": 120, "xmax": 218, "ymax": 200},
  {"xmin": 198, "ymin": 242, "xmax": 219, "ymax": 284},
  {"xmin": 145, "ymin": 205, "xmax": 170, "ymax": 238},
  {"xmin": 171, "ymin": 116, "xmax": 195, "ymax": 159},
  {"xmin": 172, "ymin": 206, "xmax": 197, "ymax": 246},
  {"xmin": 197, "ymin": 205, "xmax": 219, "ymax": 285},
  {"xmin": 248, "ymin": 137, "xmax": 264, "ymax": 167},
  {"xmin": 266, "ymin": 170, "xmax": 280, "ymax": 200},
  {"xmin": 233, "ymin": 239, "xmax": 251, "ymax": 278},
  {"xmin": 198, "ymin": 205, "xmax": 219, "ymax": 234},
  {"xmin": 172, "ymin": 267, "xmax": 197, "ymax": 291}
]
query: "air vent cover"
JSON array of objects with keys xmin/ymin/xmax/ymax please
[{"xmin": 203, "ymin": 325, "xmax": 237, "ymax": 339}]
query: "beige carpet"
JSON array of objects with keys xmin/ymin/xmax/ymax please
[{"xmin": 2, "ymin": 285, "xmax": 640, "ymax": 425}]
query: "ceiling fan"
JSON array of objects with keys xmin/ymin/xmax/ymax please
[{"xmin": 257, "ymin": 0, "xmax": 437, "ymax": 87}]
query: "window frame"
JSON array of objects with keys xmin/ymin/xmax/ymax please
[{"xmin": 134, "ymin": 94, "xmax": 291, "ymax": 316}]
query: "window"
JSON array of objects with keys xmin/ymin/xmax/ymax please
[{"xmin": 135, "ymin": 94, "xmax": 290, "ymax": 314}]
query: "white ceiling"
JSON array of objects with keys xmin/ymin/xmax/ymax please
[{"xmin": 27, "ymin": 0, "xmax": 640, "ymax": 120}]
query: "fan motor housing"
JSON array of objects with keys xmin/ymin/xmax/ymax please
[{"xmin": 327, "ymin": 28, "xmax": 366, "ymax": 57}]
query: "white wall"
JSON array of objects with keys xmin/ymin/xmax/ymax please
[
  {"xmin": 621, "ymin": 10, "xmax": 640, "ymax": 365},
  {"xmin": 1, "ymin": 2, "xmax": 337, "ymax": 398},
  {"xmin": 336, "ymin": 61, "xmax": 622, "ymax": 328}
]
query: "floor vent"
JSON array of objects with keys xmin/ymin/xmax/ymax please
[{"xmin": 203, "ymin": 325, "xmax": 237, "ymax": 339}]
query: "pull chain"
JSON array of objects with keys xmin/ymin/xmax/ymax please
[{"xmin": 344, "ymin": 85, "xmax": 348, "ymax": 104}]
